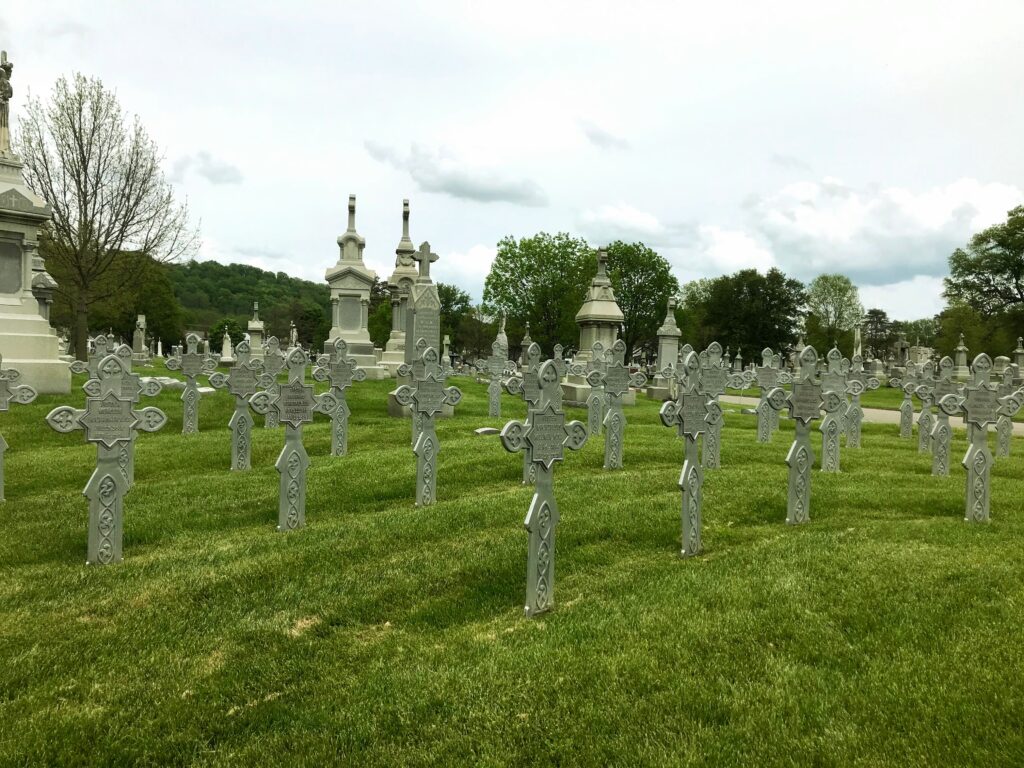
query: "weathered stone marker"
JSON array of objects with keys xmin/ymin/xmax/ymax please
[
  {"xmin": 844, "ymin": 354, "xmax": 879, "ymax": 449},
  {"xmin": 500, "ymin": 359, "xmax": 588, "ymax": 617},
  {"xmin": 569, "ymin": 341, "xmax": 609, "ymax": 437},
  {"xmin": 659, "ymin": 351, "xmax": 722, "ymax": 557},
  {"xmin": 504, "ymin": 343, "xmax": 543, "ymax": 484},
  {"xmin": 164, "ymin": 332, "xmax": 216, "ymax": 434},
  {"xmin": 753, "ymin": 347, "xmax": 788, "ymax": 442},
  {"xmin": 765, "ymin": 346, "xmax": 844, "ymax": 524},
  {"xmin": 698, "ymin": 342, "xmax": 728, "ymax": 469},
  {"xmin": 391, "ymin": 346, "xmax": 462, "ymax": 506},
  {"xmin": 207, "ymin": 339, "xmax": 266, "ymax": 470},
  {"xmin": 0, "ymin": 352, "xmax": 38, "ymax": 501},
  {"xmin": 928, "ymin": 356, "xmax": 958, "ymax": 476},
  {"xmin": 476, "ymin": 341, "xmax": 511, "ymax": 418},
  {"xmin": 994, "ymin": 365, "xmax": 1019, "ymax": 458},
  {"xmin": 313, "ymin": 338, "xmax": 366, "ymax": 456},
  {"xmin": 46, "ymin": 353, "xmax": 168, "ymax": 564},
  {"xmin": 818, "ymin": 346, "xmax": 850, "ymax": 472},
  {"xmin": 938, "ymin": 354, "xmax": 1000, "ymax": 523},
  {"xmin": 602, "ymin": 339, "xmax": 648, "ymax": 469},
  {"xmin": 914, "ymin": 361, "xmax": 937, "ymax": 454},
  {"xmin": 69, "ymin": 335, "xmax": 115, "ymax": 380},
  {"xmin": 261, "ymin": 336, "xmax": 287, "ymax": 429},
  {"xmin": 249, "ymin": 347, "xmax": 337, "ymax": 531}
]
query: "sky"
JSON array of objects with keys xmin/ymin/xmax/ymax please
[{"xmin": 4, "ymin": 1, "xmax": 1024, "ymax": 320}]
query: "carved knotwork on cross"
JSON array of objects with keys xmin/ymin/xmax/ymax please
[
  {"xmin": 844, "ymin": 353, "xmax": 880, "ymax": 450},
  {"xmin": 46, "ymin": 352, "xmax": 168, "ymax": 565},
  {"xmin": 659, "ymin": 350, "xmax": 722, "ymax": 557},
  {"xmin": 601, "ymin": 339, "xmax": 648, "ymax": 470},
  {"xmin": 207, "ymin": 339, "xmax": 268, "ymax": 470},
  {"xmin": 476, "ymin": 341, "xmax": 509, "ymax": 418},
  {"xmin": 764, "ymin": 345, "xmax": 845, "ymax": 525},
  {"xmin": 927, "ymin": 356, "xmax": 958, "ymax": 476},
  {"xmin": 500, "ymin": 359, "xmax": 588, "ymax": 618},
  {"xmin": 391, "ymin": 345, "xmax": 462, "ymax": 507},
  {"xmin": 0, "ymin": 351, "xmax": 38, "ymax": 501},
  {"xmin": 503, "ymin": 342, "xmax": 545, "ymax": 484},
  {"xmin": 911, "ymin": 360, "xmax": 938, "ymax": 455},
  {"xmin": 164, "ymin": 332, "xmax": 216, "ymax": 434},
  {"xmin": 260, "ymin": 336, "xmax": 288, "ymax": 429},
  {"xmin": 249, "ymin": 346, "xmax": 337, "ymax": 531},
  {"xmin": 313, "ymin": 338, "xmax": 366, "ymax": 457},
  {"xmin": 69, "ymin": 334, "xmax": 116, "ymax": 379},
  {"xmin": 568, "ymin": 341, "xmax": 609, "ymax": 438},
  {"xmin": 698, "ymin": 342, "xmax": 728, "ymax": 469}
]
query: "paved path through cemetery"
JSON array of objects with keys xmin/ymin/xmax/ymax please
[{"xmin": 721, "ymin": 395, "xmax": 1024, "ymax": 436}]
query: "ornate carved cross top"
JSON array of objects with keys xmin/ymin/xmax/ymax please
[{"xmin": 413, "ymin": 241, "xmax": 439, "ymax": 280}]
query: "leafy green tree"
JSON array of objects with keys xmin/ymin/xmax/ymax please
[
  {"xmin": 863, "ymin": 308, "xmax": 892, "ymax": 355},
  {"xmin": 806, "ymin": 274, "xmax": 863, "ymax": 347},
  {"xmin": 437, "ymin": 282, "xmax": 472, "ymax": 352},
  {"xmin": 483, "ymin": 233, "xmax": 593, "ymax": 353},
  {"xmin": 604, "ymin": 241, "xmax": 679, "ymax": 361},
  {"xmin": 892, "ymin": 317, "xmax": 939, "ymax": 348},
  {"xmin": 944, "ymin": 206, "xmax": 1024, "ymax": 314},
  {"xmin": 456, "ymin": 305, "xmax": 498, "ymax": 361},
  {"xmin": 368, "ymin": 302, "xmax": 392, "ymax": 349},
  {"xmin": 209, "ymin": 318, "xmax": 244, "ymax": 352},
  {"xmin": 677, "ymin": 269, "xmax": 805, "ymax": 354}
]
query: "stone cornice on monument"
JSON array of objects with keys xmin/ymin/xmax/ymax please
[{"xmin": 326, "ymin": 194, "xmax": 376, "ymax": 288}]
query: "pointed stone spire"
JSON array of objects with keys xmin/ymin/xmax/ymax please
[
  {"xmin": 395, "ymin": 199, "xmax": 415, "ymax": 266},
  {"xmin": 335, "ymin": 194, "xmax": 366, "ymax": 263}
]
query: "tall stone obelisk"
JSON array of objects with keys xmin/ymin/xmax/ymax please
[
  {"xmin": 0, "ymin": 51, "xmax": 70, "ymax": 394},
  {"xmin": 381, "ymin": 199, "xmax": 418, "ymax": 376},
  {"xmin": 325, "ymin": 195, "xmax": 388, "ymax": 379}
]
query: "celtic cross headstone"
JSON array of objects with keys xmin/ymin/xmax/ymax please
[
  {"xmin": 164, "ymin": 332, "xmax": 216, "ymax": 434},
  {"xmin": 391, "ymin": 346, "xmax": 462, "ymax": 506},
  {"xmin": 0, "ymin": 352, "xmax": 37, "ymax": 501},
  {"xmin": 894, "ymin": 364, "xmax": 919, "ymax": 439},
  {"xmin": 46, "ymin": 353, "xmax": 168, "ymax": 564},
  {"xmin": 938, "ymin": 354, "xmax": 1001, "ymax": 523},
  {"xmin": 476, "ymin": 341, "xmax": 509, "ymax": 418},
  {"xmin": 261, "ymin": 336, "xmax": 287, "ymax": 429},
  {"xmin": 765, "ymin": 346, "xmax": 845, "ymax": 524},
  {"xmin": 844, "ymin": 354, "xmax": 879, "ymax": 449},
  {"xmin": 569, "ymin": 341, "xmax": 609, "ymax": 437},
  {"xmin": 928, "ymin": 356, "xmax": 957, "ymax": 476},
  {"xmin": 500, "ymin": 359, "xmax": 588, "ymax": 617},
  {"xmin": 69, "ymin": 334, "xmax": 115, "ymax": 379},
  {"xmin": 913, "ymin": 360, "xmax": 937, "ymax": 454},
  {"xmin": 698, "ymin": 342, "xmax": 727, "ymax": 469},
  {"xmin": 659, "ymin": 351, "xmax": 722, "ymax": 557},
  {"xmin": 504, "ymin": 342, "xmax": 543, "ymax": 484},
  {"xmin": 207, "ymin": 339, "xmax": 266, "ymax": 470},
  {"xmin": 313, "ymin": 338, "xmax": 366, "ymax": 457},
  {"xmin": 752, "ymin": 347, "xmax": 784, "ymax": 442},
  {"xmin": 249, "ymin": 346, "xmax": 337, "ymax": 531},
  {"xmin": 601, "ymin": 339, "xmax": 648, "ymax": 470},
  {"xmin": 994, "ymin": 365, "xmax": 1019, "ymax": 458},
  {"xmin": 818, "ymin": 346, "xmax": 851, "ymax": 471}
]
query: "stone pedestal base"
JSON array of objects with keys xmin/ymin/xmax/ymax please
[
  {"xmin": 0, "ymin": 310, "xmax": 71, "ymax": 394},
  {"xmin": 561, "ymin": 378, "xmax": 635, "ymax": 407},
  {"xmin": 646, "ymin": 385, "xmax": 671, "ymax": 401}
]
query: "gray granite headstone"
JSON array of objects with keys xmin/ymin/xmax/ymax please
[
  {"xmin": 994, "ymin": 366, "xmax": 1018, "ymax": 458},
  {"xmin": 476, "ymin": 341, "xmax": 509, "ymax": 418},
  {"xmin": 601, "ymin": 339, "xmax": 647, "ymax": 470},
  {"xmin": 569, "ymin": 341, "xmax": 609, "ymax": 437},
  {"xmin": 698, "ymin": 342, "xmax": 727, "ymax": 469},
  {"xmin": 844, "ymin": 354, "xmax": 879, "ymax": 449},
  {"xmin": 928, "ymin": 356, "xmax": 957, "ymax": 476},
  {"xmin": 0, "ymin": 352, "xmax": 38, "ymax": 501},
  {"xmin": 753, "ymin": 347, "xmax": 783, "ymax": 443},
  {"xmin": 818, "ymin": 346, "xmax": 851, "ymax": 472},
  {"xmin": 261, "ymin": 336, "xmax": 287, "ymax": 429},
  {"xmin": 249, "ymin": 347, "xmax": 337, "ymax": 530},
  {"xmin": 500, "ymin": 359, "xmax": 587, "ymax": 617},
  {"xmin": 659, "ymin": 351, "xmax": 722, "ymax": 557},
  {"xmin": 164, "ymin": 332, "xmax": 216, "ymax": 434},
  {"xmin": 313, "ymin": 338, "xmax": 366, "ymax": 457},
  {"xmin": 914, "ymin": 361, "xmax": 937, "ymax": 454},
  {"xmin": 504, "ymin": 343, "xmax": 543, "ymax": 484},
  {"xmin": 207, "ymin": 339, "xmax": 266, "ymax": 470},
  {"xmin": 391, "ymin": 346, "xmax": 462, "ymax": 507},
  {"xmin": 764, "ymin": 346, "xmax": 844, "ymax": 524},
  {"xmin": 46, "ymin": 352, "xmax": 168, "ymax": 564}
]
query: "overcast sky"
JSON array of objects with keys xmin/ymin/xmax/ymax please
[{"xmin": 4, "ymin": 2, "xmax": 1023, "ymax": 320}]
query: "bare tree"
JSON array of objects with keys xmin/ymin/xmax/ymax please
[{"xmin": 17, "ymin": 74, "xmax": 198, "ymax": 358}]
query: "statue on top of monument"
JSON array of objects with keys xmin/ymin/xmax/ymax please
[{"xmin": 1, "ymin": 51, "xmax": 14, "ymax": 155}]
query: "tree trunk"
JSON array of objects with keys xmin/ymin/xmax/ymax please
[{"xmin": 74, "ymin": 294, "xmax": 90, "ymax": 361}]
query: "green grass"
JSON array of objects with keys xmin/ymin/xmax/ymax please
[{"xmin": 2, "ymin": 371, "xmax": 1024, "ymax": 766}]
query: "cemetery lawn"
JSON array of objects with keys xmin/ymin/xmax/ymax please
[{"xmin": 3, "ymin": 374, "xmax": 1024, "ymax": 767}]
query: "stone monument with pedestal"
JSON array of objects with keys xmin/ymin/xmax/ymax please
[
  {"xmin": 247, "ymin": 302, "xmax": 265, "ymax": 360},
  {"xmin": 381, "ymin": 200, "xmax": 419, "ymax": 376},
  {"xmin": 325, "ymin": 194, "xmax": 388, "ymax": 380},
  {"xmin": 563, "ymin": 248, "xmax": 630, "ymax": 406},
  {"xmin": 647, "ymin": 297, "xmax": 681, "ymax": 401},
  {"xmin": 0, "ymin": 51, "xmax": 70, "ymax": 395}
]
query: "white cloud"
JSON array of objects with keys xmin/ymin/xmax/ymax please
[
  {"xmin": 746, "ymin": 177, "xmax": 1023, "ymax": 282},
  {"xmin": 579, "ymin": 120, "xmax": 629, "ymax": 150},
  {"xmin": 858, "ymin": 274, "xmax": 946, "ymax": 321},
  {"xmin": 365, "ymin": 142, "xmax": 547, "ymax": 207},
  {"xmin": 170, "ymin": 151, "xmax": 243, "ymax": 185},
  {"xmin": 579, "ymin": 203, "xmax": 665, "ymax": 244},
  {"xmin": 433, "ymin": 244, "xmax": 497, "ymax": 300},
  {"xmin": 693, "ymin": 225, "xmax": 777, "ymax": 274}
]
